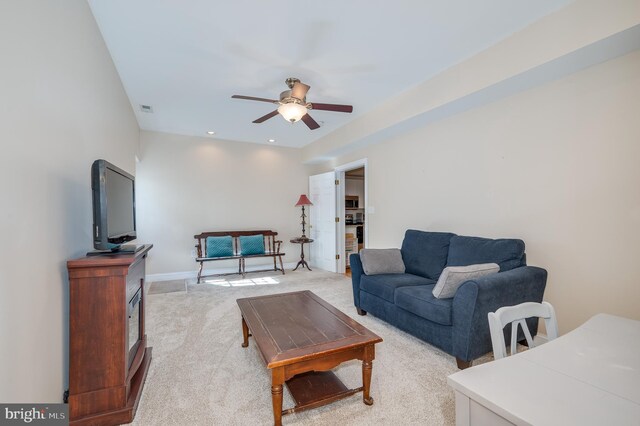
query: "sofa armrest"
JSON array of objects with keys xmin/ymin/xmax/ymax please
[
  {"xmin": 452, "ymin": 266, "xmax": 547, "ymax": 362},
  {"xmin": 350, "ymin": 253, "xmax": 365, "ymax": 308}
]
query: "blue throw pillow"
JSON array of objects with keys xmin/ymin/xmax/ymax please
[
  {"xmin": 206, "ymin": 236, "xmax": 234, "ymax": 258},
  {"xmin": 240, "ymin": 234, "xmax": 265, "ymax": 256}
]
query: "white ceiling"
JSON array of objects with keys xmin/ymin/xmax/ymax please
[{"xmin": 89, "ymin": 0, "xmax": 571, "ymax": 148}]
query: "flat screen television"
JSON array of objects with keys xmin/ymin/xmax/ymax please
[{"xmin": 90, "ymin": 159, "xmax": 139, "ymax": 253}]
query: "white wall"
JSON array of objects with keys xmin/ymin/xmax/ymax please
[
  {"xmin": 302, "ymin": 0, "xmax": 640, "ymax": 163},
  {"xmin": 324, "ymin": 51, "xmax": 640, "ymax": 333},
  {"xmin": 0, "ymin": 1, "xmax": 139, "ymax": 402},
  {"xmin": 345, "ymin": 177, "xmax": 365, "ymax": 205},
  {"xmin": 136, "ymin": 131, "xmax": 309, "ymax": 277}
]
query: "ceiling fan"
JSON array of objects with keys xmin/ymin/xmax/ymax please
[{"xmin": 231, "ymin": 77, "xmax": 353, "ymax": 130}]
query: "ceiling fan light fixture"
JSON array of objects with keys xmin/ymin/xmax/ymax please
[
  {"xmin": 232, "ymin": 78, "xmax": 352, "ymax": 130},
  {"xmin": 277, "ymin": 103, "xmax": 307, "ymax": 123}
]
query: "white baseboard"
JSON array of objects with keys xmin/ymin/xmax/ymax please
[
  {"xmin": 146, "ymin": 262, "xmax": 298, "ymax": 282},
  {"xmin": 146, "ymin": 270, "xmax": 197, "ymax": 282}
]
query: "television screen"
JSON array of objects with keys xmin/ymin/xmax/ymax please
[
  {"xmin": 91, "ymin": 159, "xmax": 137, "ymax": 252},
  {"xmin": 106, "ymin": 167, "xmax": 135, "ymax": 239}
]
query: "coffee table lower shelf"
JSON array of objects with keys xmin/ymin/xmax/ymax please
[{"xmin": 283, "ymin": 371, "xmax": 363, "ymax": 416}]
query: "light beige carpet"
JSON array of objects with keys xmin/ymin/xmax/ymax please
[
  {"xmin": 148, "ymin": 280, "xmax": 187, "ymax": 295},
  {"xmin": 134, "ymin": 270, "xmax": 481, "ymax": 425}
]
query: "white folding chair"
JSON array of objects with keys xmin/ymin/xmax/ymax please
[{"xmin": 488, "ymin": 301, "xmax": 558, "ymax": 360}]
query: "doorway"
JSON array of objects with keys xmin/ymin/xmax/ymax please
[
  {"xmin": 335, "ymin": 159, "xmax": 368, "ymax": 275},
  {"xmin": 308, "ymin": 159, "xmax": 368, "ymax": 274},
  {"xmin": 343, "ymin": 168, "xmax": 364, "ymax": 276}
]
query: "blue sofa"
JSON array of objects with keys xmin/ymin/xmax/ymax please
[{"xmin": 350, "ymin": 230, "xmax": 547, "ymax": 368}]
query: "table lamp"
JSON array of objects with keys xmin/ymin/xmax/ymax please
[{"xmin": 295, "ymin": 194, "xmax": 313, "ymax": 238}]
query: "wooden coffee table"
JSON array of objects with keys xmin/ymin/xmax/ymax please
[{"xmin": 237, "ymin": 290, "xmax": 383, "ymax": 425}]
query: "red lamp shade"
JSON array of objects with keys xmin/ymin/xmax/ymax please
[{"xmin": 295, "ymin": 194, "xmax": 313, "ymax": 206}]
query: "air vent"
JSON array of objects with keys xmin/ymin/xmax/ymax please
[{"xmin": 140, "ymin": 104, "xmax": 153, "ymax": 113}]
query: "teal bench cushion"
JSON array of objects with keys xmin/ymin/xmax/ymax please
[
  {"xmin": 240, "ymin": 234, "xmax": 265, "ymax": 256},
  {"xmin": 206, "ymin": 236, "xmax": 234, "ymax": 257}
]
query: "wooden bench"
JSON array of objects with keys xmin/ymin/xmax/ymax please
[{"xmin": 194, "ymin": 230, "xmax": 285, "ymax": 283}]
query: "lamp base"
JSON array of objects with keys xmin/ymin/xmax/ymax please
[{"xmin": 293, "ymin": 258, "xmax": 312, "ymax": 271}]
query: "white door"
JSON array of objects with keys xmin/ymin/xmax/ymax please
[{"xmin": 309, "ymin": 172, "xmax": 337, "ymax": 272}]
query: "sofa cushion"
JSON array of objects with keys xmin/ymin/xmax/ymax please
[
  {"xmin": 447, "ymin": 236, "xmax": 525, "ymax": 272},
  {"xmin": 360, "ymin": 273, "xmax": 434, "ymax": 303},
  {"xmin": 432, "ymin": 263, "xmax": 499, "ymax": 299},
  {"xmin": 360, "ymin": 249, "xmax": 405, "ymax": 275},
  {"xmin": 401, "ymin": 230, "xmax": 456, "ymax": 280},
  {"xmin": 395, "ymin": 285, "xmax": 453, "ymax": 326}
]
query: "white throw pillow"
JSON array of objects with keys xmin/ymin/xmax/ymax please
[
  {"xmin": 360, "ymin": 248, "xmax": 406, "ymax": 275},
  {"xmin": 432, "ymin": 263, "xmax": 499, "ymax": 299}
]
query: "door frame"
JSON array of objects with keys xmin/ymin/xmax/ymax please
[{"xmin": 335, "ymin": 158, "xmax": 368, "ymax": 273}]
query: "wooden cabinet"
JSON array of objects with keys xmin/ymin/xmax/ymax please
[
  {"xmin": 345, "ymin": 225, "xmax": 359, "ymax": 267},
  {"xmin": 67, "ymin": 245, "xmax": 153, "ymax": 426}
]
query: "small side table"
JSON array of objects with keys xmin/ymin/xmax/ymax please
[{"xmin": 290, "ymin": 237, "xmax": 314, "ymax": 271}]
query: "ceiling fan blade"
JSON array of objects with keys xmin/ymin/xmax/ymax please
[
  {"xmin": 232, "ymin": 95, "xmax": 278, "ymax": 103},
  {"xmin": 252, "ymin": 110, "xmax": 279, "ymax": 123},
  {"xmin": 301, "ymin": 113, "xmax": 320, "ymax": 130},
  {"xmin": 310, "ymin": 102, "xmax": 353, "ymax": 113},
  {"xmin": 291, "ymin": 82, "xmax": 310, "ymax": 100}
]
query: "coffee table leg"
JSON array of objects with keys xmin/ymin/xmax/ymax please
[
  {"xmin": 241, "ymin": 317, "xmax": 249, "ymax": 348},
  {"xmin": 362, "ymin": 345, "xmax": 374, "ymax": 405},
  {"xmin": 271, "ymin": 368, "xmax": 284, "ymax": 426}
]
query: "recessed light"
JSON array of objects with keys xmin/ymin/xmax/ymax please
[
  {"xmin": 207, "ymin": 131, "xmax": 215, "ymax": 135},
  {"xmin": 268, "ymin": 139, "xmax": 276, "ymax": 143}
]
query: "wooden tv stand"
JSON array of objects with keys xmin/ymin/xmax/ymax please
[{"xmin": 67, "ymin": 244, "xmax": 153, "ymax": 426}]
